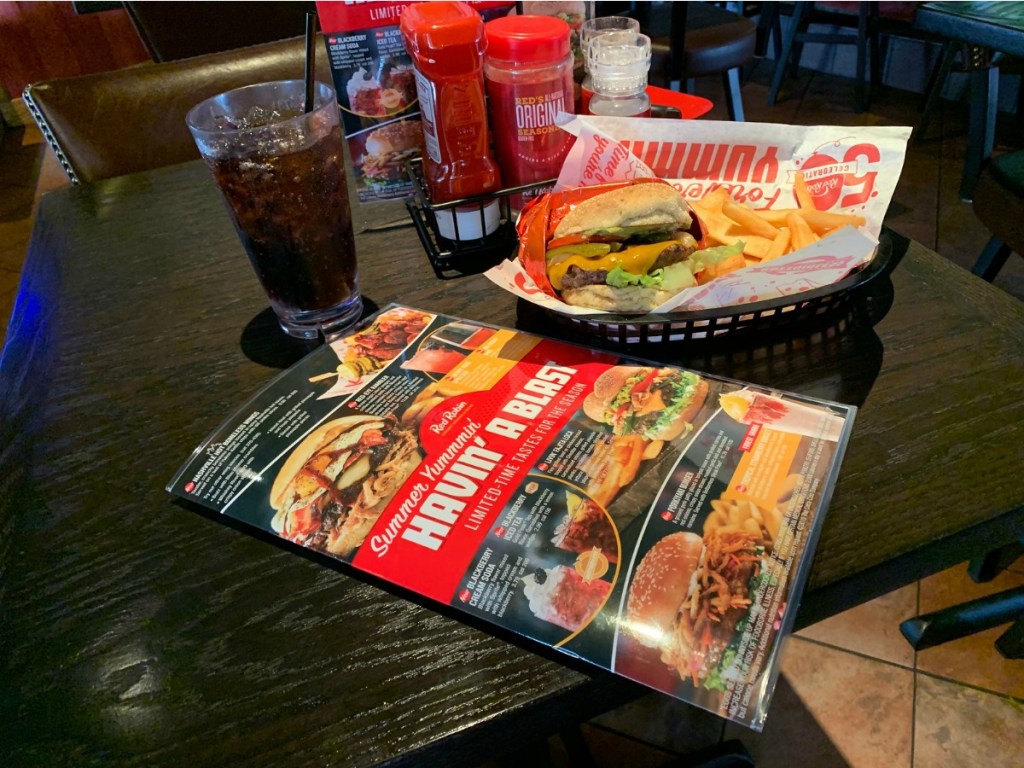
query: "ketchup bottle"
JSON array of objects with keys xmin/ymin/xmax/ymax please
[
  {"xmin": 400, "ymin": 2, "xmax": 502, "ymax": 241},
  {"xmin": 484, "ymin": 15, "xmax": 575, "ymax": 212}
]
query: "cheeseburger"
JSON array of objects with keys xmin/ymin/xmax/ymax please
[
  {"xmin": 361, "ymin": 120, "xmax": 423, "ymax": 189},
  {"xmin": 546, "ymin": 182, "xmax": 701, "ymax": 312},
  {"xmin": 583, "ymin": 366, "xmax": 709, "ymax": 442},
  {"xmin": 626, "ymin": 529, "xmax": 769, "ymax": 690},
  {"xmin": 270, "ymin": 414, "xmax": 420, "ymax": 557}
]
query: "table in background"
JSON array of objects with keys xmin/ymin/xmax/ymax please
[
  {"xmin": 914, "ymin": 1, "xmax": 1024, "ymax": 200},
  {"xmin": 2, "ymin": 161, "xmax": 1023, "ymax": 766}
]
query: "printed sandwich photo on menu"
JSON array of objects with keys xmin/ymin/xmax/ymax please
[{"xmin": 168, "ymin": 305, "xmax": 854, "ymax": 731}]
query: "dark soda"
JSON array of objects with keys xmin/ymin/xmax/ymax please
[{"xmin": 206, "ymin": 125, "xmax": 358, "ymax": 318}]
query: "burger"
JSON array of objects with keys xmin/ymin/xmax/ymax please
[
  {"xmin": 545, "ymin": 182, "xmax": 702, "ymax": 312},
  {"xmin": 625, "ymin": 530, "xmax": 770, "ymax": 691},
  {"xmin": 360, "ymin": 120, "xmax": 423, "ymax": 189},
  {"xmin": 583, "ymin": 366, "xmax": 709, "ymax": 442},
  {"xmin": 270, "ymin": 414, "xmax": 421, "ymax": 557}
]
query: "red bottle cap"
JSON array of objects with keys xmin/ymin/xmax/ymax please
[
  {"xmin": 401, "ymin": 2, "xmax": 485, "ymax": 65},
  {"xmin": 484, "ymin": 14, "xmax": 571, "ymax": 64}
]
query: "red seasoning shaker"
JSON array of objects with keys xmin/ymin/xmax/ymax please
[
  {"xmin": 400, "ymin": 2, "xmax": 502, "ymax": 240},
  {"xmin": 484, "ymin": 15, "xmax": 575, "ymax": 211}
]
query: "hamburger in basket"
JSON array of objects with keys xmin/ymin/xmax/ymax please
[
  {"xmin": 270, "ymin": 414, "xmax": 421, "ymax": 557},
  {"xmin": 519, "ymin": 179, "xmax": 748, "ymax": 313},
  {"xmin": 488, "ymin": 116, "xmax": 911, "ymax": 316}
]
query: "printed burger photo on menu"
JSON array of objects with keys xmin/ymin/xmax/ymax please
[
  {"xmin": 584, "ymin": 365, "xmax": 708, "ymax": 443},
  {"xmin": 579, "ymin": 365, "xmax": 710, "ymax": 508},
  {"xmin": 617, "ymin": 479, "xmax": 799, "ymax": 705},
  {"xmin": 359, "ymin": 119, "xmax": 423, "ymax": 191},
  {"xmin": 270, "ymin": 414, "xmax": 421, "ymax": 558}
]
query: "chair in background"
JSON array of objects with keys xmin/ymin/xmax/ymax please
[
  {"xmin": 768, "ymin": 2, "xmax": 921, "ymax": 113},
  {"xmin": 123, "ymin": 1, "xmax": 314, "ymax": 61},
  {"xmin": 900, "ymin": 540, "xmax": 1024, "ymax": 659},
  {"xmin": 969, "ymin": 151, "xmax": 1024, "ymax": 281},
  {"xmin": 634, "ymin": 1, "xmax": 758, "ymax": 121},
  {"xmin": 22, "ymin": 35, "xmax": 332, "ymax": 185}
]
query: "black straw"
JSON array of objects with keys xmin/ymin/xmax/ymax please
[{"xmin": 304, "ymin": 11, "xmax": 317, "ymax": 113}]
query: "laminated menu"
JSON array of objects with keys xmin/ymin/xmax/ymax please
[{"xmin": 168, "ymin": 305, "xmax": 855, "ymax": 730}]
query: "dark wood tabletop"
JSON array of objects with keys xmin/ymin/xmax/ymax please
[{"xmin": 2, "ymin": 160, "xmax": 1023, "ymax": 767}]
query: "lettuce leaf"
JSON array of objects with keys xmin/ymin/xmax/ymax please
[
  {"xmin": 606, "ymin": 266, "xmax": 657, "ymax": 288},
  {"xmin": 689, "ymin": 241, "xmax": 745, "ymax": 273},
  {"xmin": 605, "ymin": 262, "xmax": 697, "ymax": 291}
]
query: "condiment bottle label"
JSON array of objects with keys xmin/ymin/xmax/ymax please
[
  {"xmin": 487, "ymin": 79, "xmax": 572, "ymax": 188},
  {"xmin": 413, "ymin": 69, "xmax": 442, "ymax": 164}
]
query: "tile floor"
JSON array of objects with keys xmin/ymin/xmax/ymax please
[{"xmin": 2, "ymin": 60, "xmax": 1022, "ymax": 768}]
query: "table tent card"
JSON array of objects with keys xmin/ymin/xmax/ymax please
[{"xmin": 169, "ymin": 306, "xmax": 854, "ymax": 730}]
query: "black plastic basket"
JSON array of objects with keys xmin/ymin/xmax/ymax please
[
  {"xmin": 405, "ymin": 158, "xmax": 554, "ymax": 279},
  {"xmin": 520, "ymin": 229, "xmax": 904, "ymax": 350},
  {"xmin": 405, "ymin": 159, "xmax": 904, "ymax": 349}
]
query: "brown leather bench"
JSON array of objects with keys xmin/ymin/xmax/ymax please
[{"xmin": 23, "ymin": 35, "xmax": 333, "ymax": 184}]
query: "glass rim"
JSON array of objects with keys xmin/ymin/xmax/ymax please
[{"xmin": 186, "ymin": 79, "xmax": 336, "ymax": 136}]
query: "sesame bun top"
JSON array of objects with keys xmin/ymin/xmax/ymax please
[
  {"xmin": 553, "ymin": 183, "xmax": 692, "ymax": 239},
  {"xmin": 625, "ymin": 532, "xmax": 704, "ymax": 648}
]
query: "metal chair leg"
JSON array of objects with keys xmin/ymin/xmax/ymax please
[
  {"xmin": 995, "ymin": 616, "xmax": 1024, "ymax": 659},
  {"xmin": 968, "ymin": 540, "xmax": 1024, "ymax": 581},
  {"xmin": 724, "ymin": 68, "xmax": 745, "ymax": 121},
  {"xmin": 971, "ymin": 236, "xmax": 1012, "ymax": 281},
  {"xmin": 854, "ymin": 2, "xmax": 868, "ymax": 113},
  {"xmin": 768, "ymin": 1, "xmax": 806, "ymax": 105},
  {"xmin": 961, "ymin": 61, "xmax": 1000, "ymax": 202},
  {"xmin": 900, "ymin": 585, "xmax": 1024, "ymax": 651},
  {"xmin": 915, "ymin": 41, "xmax": 957, "ymax": 144}
]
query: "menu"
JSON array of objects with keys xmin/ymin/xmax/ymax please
[
  {"xmin": 315, "ymin": 0, "xmax": 514, "ymax": 202},
  {"xmin": 167, "ymin": 305, "xmax": 855, "ymax": 731}
]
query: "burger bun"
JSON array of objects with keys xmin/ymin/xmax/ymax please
[
  {"xmin": 625, "ymin": 532, "xmax": 704, "ymax": 648},
  {"xmin": 562, "ymin": 284, "xmax": 683, "ymax": 313},
  {"xmin": 553, "ymin": 183, "xmax": 692, "ymax": 239}
]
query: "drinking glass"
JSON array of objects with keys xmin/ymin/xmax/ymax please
[{"xmin": 187, "ymin": 80, "xmax": 361, "ymax": 340}]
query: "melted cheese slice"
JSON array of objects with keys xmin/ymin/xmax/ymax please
[{"xmin": 548, "ymin": 242, "xmax": 673, "ymax": 291}]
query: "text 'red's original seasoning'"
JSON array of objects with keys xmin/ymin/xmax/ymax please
[
  {"xmin": 484, "ymin": 14, "xmax": 575, "ymax": 211},
  {"xmin": 400, "ymin": 2, "xmax": 503, "ymax": 240}
]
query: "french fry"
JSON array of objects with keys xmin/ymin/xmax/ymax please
[
  {"xmin": 799, "ymin": 209, "xmax": 866, "ymax": 234},
  {"xmin": 740, "ymin": 235, "xmax": 776, "ymax": 261},
  {"xmin": 688, "ymin": 185, "xmax": 867, "ymax": 281},
  {"xmin": 754, "ymin": 208, "xmax": 865, "ymax": 233},
  {"xmin": 763, "ymin": 227, "xmax": 791, "ymax": 261},
  {"xmin": 695, "ymin": 186, "xmax": 731, "ymax": 214},
  {"xmin": 641, "ymin": 439, "xmax": 664, "ymax": 460},
  {"xmin": 723, "ymin": 201, "xmax": 782, "ymax": 240},
  {"xmin": 793, "ymin": 171, "xmax": 816, "ymax": 210},
  {"xmin": 694, "ymin": 210, "xmax": 741, "ymax": 247},
  {"xmin": 786, "ymin": 212, "xmax": 818, "ymax": 252},
  {"xmin": 615, "ymin": 436, "xmax": 646, "ymax": 487},
  {"xmin": 697, "ymin": 252, "xmax": 747, "ymax": 284}
]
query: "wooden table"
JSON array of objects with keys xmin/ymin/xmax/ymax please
[
  {"xmin": 2, "ymin": 161, "xmax": 1023, "ymax": 766},
  {"xmin": 914, "ymin": 1, "xmax": 1024, "ymax": 200}
]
